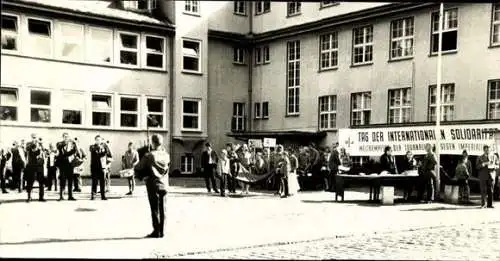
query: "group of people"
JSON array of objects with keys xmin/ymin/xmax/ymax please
[{"xmin": 0, "ymin": 133, "xmax": 120, "ymax": 202}]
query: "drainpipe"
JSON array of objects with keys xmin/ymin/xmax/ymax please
[
  {"xmin": 169, "ymin": 35, "xmax": 175, "ymax": 162},
  {"xmin": 247, "ymin": 1, "xmax": 254, "ymax": 133}
]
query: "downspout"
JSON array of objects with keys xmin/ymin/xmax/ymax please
[
  {"xmin": 169, "ymin": 35, "xmax": 175, "ymax": 163},
  {"xmin": 247, "ymin": 2, "xmax": 254, "ymax": 133}
]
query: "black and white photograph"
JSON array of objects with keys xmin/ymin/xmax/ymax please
[{"xmin": 1, "ymin": 0, "xmax": 500, "ymax": 259}]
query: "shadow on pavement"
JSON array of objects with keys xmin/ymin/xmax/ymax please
[
  {"xmin": 301, "ymin": 199, "xmax": 382, "ymax": 207},
  {"xmin": 168, "ymin": 191, "xmax": 265, "ymax": 198},
  {"xmin": 0, "ymin": 236, "xmax": 148, "ymax": 246},
  {"xmin": 402, "ymin": 205, "xmax": 481, "ymax": 212},
  {"xmin": 0, "ymin": 195, "xmax": 125, "ymax": 205}
]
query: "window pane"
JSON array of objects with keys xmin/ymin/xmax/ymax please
[
  {"xmin": 262, "ymin": 102, "xmax": 269, "ymax": 117},
  {"xmin": 183, "ymin": 100, "xmax": 199, "ymax": 114},
  {"xmin": 183, "ymin": 116, "xmax": 199, "ymax": 129},
  {"xmin": 60, "ymin": 23, "xmax": 83, "ymax": 59},
  {"xmin": 147, "ymin": 114, "xmax": 163, "ymax": 127},
  {"xmin": 120, "ymin": 51, "xmax": 137, "ymax": 65},
  {"xmin": 28, "ymin": 19, "xmax": 51, "ymax": 36},
  {"xmin": 31, "ymin": 108, "xmax": 50, "ymax": 122},
  {"xmin": 62, "ymin": 110, "xmax": 81, "ymax": 125},
  {"xmin": 30, "ymin": 90, "xmax": 50, "ymax": 106},
  {"xmin": 1, "ymin": 89, "xmax": 17, "ymax": 105},
  {"xmin": 184, "ymin": 57, "xmax": 199, "ymax": 71},
  {"xmin": 146, "ymin": 36, "xmax": 163, "ymax": 52},
  {"xmin": 147, "ymin": 99, "xmax": 163, "ymax": 112},
  {"xmin": 120, "ymin": 33, "xmax": 137, "ymax": 49},
  {"xmin": 92, "ymin": 95, "xmax": 111, "ymax": 110},
  {"xmin": 147, "ymin": 54, "xmax": 163, "ymax": 68},
  {"xmin": 120, "ymin": 97, "xmax": 138, "ymax": 111},
  {"xmin": 1, "ymin": 34, "xmax": 17, "ymax": 50},
  {"xmin": 0, "ymin": 106, "xmax": 17, "ymax": 121},
  {"xmin": 88, "ymin": 27, "xmax": 112, "ymax": 63},
  {"xmin": 183, "ymin": 41, "xmax": 200, "ymax": 56},
  {"xmin": 92, "ymin": 112, "xmax": 111, "ymax": 126},
  {"xmin": 120, "ymin": 114, "xmax": 138, "ymax": 127}
]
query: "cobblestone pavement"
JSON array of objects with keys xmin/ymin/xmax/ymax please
[{"xmin": 1, "ymin": 178, "xmax": 500, "ymax": 259}]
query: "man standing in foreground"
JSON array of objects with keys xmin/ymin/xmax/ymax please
[
  {"xmin": 56, "ymin": 133, "xmax": 77, "ymax": 201},
  {"xmin": 89, "ymin": 135, "xmax": 109, "ymax": 200},
  {"xmin": 135, "ymin": 134, "xmax": 170, "ymax": 238},
  {"xmin": 476, "ymin": 145, "xmax": 498, "ymax": 208},
  {"xmin": 201, "ymin": 142, "xmax": 219, "ymax": 194}
]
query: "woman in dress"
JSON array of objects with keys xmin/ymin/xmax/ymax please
[
  {"xmin": 239, "ymin": 144, "xmax": 253, "ymax": 195},
  {"xmin": 286, "ymin": 150, "xmax": 300, "ymax": 196}
]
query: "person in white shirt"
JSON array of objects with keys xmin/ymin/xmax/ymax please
[
  {"xmin": 217, "ymin": 149, "xmax": 231, "ymax": 197},
  {"xmin": 46, "ymin": 143, "xmax": 58, "ymax": 191}
]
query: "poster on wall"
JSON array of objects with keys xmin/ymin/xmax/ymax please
[
  {"xmin": 338, "ymin": 123, "xmax": 500, "ymax": 156},
  {"xmin": 248, "ymin": 139, "xmax": 263, "ymax": 148}
]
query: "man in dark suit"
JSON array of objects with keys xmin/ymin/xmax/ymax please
[
  {"xmin": 89, "ymin": 135, "xmax": 110, "ymax": 200},
  {"xmin": 476, "ymin": 145, "xmax": 497, "ymax": 208},
  {"xmin": 11, "ymin": 141, "xmax": 25, "ymax": 192},
  {"xmin": 135, "ymin": 134, "xmax": 170, "ymax": 238},
  {"xmin": 328, "ymin": 143, "xmax": 341, "ymax": 192},
  {"xmin": 56, "ymin": 132, "xmax": 77, "ymax": 201},
  {"xmin": 0, "ymin": 147, "xmax": 11, "ymax": 194},
  {"xmin": 25, "ymin": 134, "xmax": 46, "ymax": 202},
  {"xmin": 201, "ymin": 142, "xmax": 219, "ymax": 193},
  {"xmin": 380, "ymin": 146, "xmax": 398, "ymax": 174}
]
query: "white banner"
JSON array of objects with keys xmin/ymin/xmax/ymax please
[
  {"xmin": 248, "ymin": 139, "xmax": 263, "ymax": 148},
  {"xmin": 263, "ymin": 138, "xmax": 276, "ymax": 148},
  {"xmin": 338, "ymin": 123, "xmax": 500, "ymax": 156}
]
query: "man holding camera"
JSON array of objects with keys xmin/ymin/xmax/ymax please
[
  {"xmin": 134, "ymin": 134, "xmax": 170, "ymax": 238},
  {"xmin": 25, "ymin": 134, "xmax": 46, "ymax": 202}
]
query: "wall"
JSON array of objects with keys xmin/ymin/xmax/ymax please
[{"xmin": 207, "ymin": 1, "xmax": 250, "ymax": 34}]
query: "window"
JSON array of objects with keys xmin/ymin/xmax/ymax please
[
  {"xmin": 351, "ymin": 92, "xmax": 371, "ymax": 126},
  {"xmin": 1, "ymin": 14, "xmax": 19, "ymax": 52},
  {"xmin": 492, "ymin": 3, "xmax": 500, "ymax": 46},
  {"xmin": 86, "ymin": 26, "xmax": 113, "ymax": 64},
  {"xmin": 352, "ymin": 25, "xmax": 373, "ymax": 65},
  {"xmin": 147, "ymin": 98, "xmax": 164, "ymax": 128},
  {"xmin": 181, "ymin": 154, "xmax": 194, "ymax": 174},
  {"xmin": 287, "ymin": 40, "xmax": 300, "ymax": 115},
  {"xmin": 390, "ymin": 17, "xmax": 414, "ymax": 59},
  {"xmin": 92, "ymin": 94, "xmax": 112, "ymax": 126},
  {"xmin": 428, "ymin": 84, "xmax": 455, "ymax": 122},
  {"xmin": 30, "ymin": 90, "xmax": 51, "ymax": 123},
  {"xmin": 120, "ymin": 97, "xmax": 139, "ymax": 127},
  {"xmin": 182, "ymin": 39, "xmax": 201, "ymax": 73},
  {"xmin": 144, "ymin": 35, "xmax": 165, "ymax": 69},
  {"xmin": 255, "ymin": 1, "xmax": 271, "ymax": 15},
  {"xmin": 321, "ymin": 1, "xmax": 338, "ymax": 8},
  {"xmin": 234, "ymin": 1, "xmax": 246, "ymax": 15},
  {"xmin": 255, "ymin": 47, "xmax": 262, "ymax": 64},
  {"xmin": 26, "ymin": 17, "xmax": 53, "ymax": 57},
  {"xmin": 123, "ymin": 0, "xmax": 156, "ymax": 10},
  {"xmin": 254, "ymin": 102, "xmax": 261, "ymax": 119},
  {"xmin": 287, "ymin": 2, "xmax": 301, "ymax": 16},
  {"xmin": 488, "ymin": 80, "xmax": 500, "ymax": 119},
  {"xmin": 233, "ymin": 47, "xmax": 245, "ymax": 64},
  {"xmin": 262, "ymin": 101, "xmax": 269, "ymax": 119},
  {"xmin": 58, "ymin": 22, "xmax": 84, "ymax": 61},
  {"xmin": 263, "ymin": 46, "xmax": 270, "ymax": 63},
  {"xmin": 232, "ymin": 102, "xmax": 245, "ymax": 131},
  {"xmin": 61, "ymin": 91, "xmax": 84, "ymax": 125},
  {"xmin": 182, "ymin": 99, "xmax": 200, "ymax": 130},
  {"xmin": 431, "ymin": 8, "xmax": 458, "ymax": 53},
  {"xmin": 118, "ymin": 32, "xmax": 139, "ymax": 66},
  {"xmin": 0, "ymin": 88, "xmax": 18, "ymax": 121},
  {"xmin": 255, "ymin": 46, "xmax": 270, "ymax": 65},
  {"xmin": 319, "ymin": 95, "xmax": 337, "ymax": 130},
  {"xmin": 388, "ymin": 88, "xmax": 412, "ymax": 124},
  {"xmin": 320, "ymin": 32, "xmax": 338, "ymax": 70},
  {"xmin": 184, "ymin": 1, "xmax": 200, "ymax": 15}
]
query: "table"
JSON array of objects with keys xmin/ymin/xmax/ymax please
[{"xmin": 335, "ymin": 173, "xmax": 420, "ymax": 203}]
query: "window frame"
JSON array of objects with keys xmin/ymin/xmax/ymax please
[
  {"xmin": 263, "ymin": 46, "xmax": 270, "ymax": 64},
  {"xmin": 180, "ymin": 154, "xmax": 194, "ymax": 174},
  {"xmin": 318, "ymin": 95, "xmax": 337, "ymax": 131},
  {"xmin": 146, "ymin": 96, "xmax": 167, "ymax": 129},
  {"xmin": 387, "ymin": 87, "xmax": 412, "ymax": 124},
  {"xmin": 319, "ymin": 32, "xmax": 339, "ymax": 71},
  {"xmin": 428, "ymin": 83, "xmax": 455, "ymax": 122},
  {"xmin": 233, "ymin": 47, "xmax": 246, "ymax": 65},
  {"xmin": 25, "ymin": 16, "xmax": 54, "ymax": 58},
  {"xmin": 116, "ymin": 31, "xmax": 140, "ymax": 68},
  {"xmin": 232, "ymin": 102, "xmax": 246, "ymax": 132},
  {"xmin": 119, "ymin": 95, "xmax": 140, "ymax": 129},
  {"xmin": 181, "ymin": 98, "xmax": 201, "ymax": 132},
  {"xmin": 56, "ymin": 21, "xmax": 85, "ymax": 62},
  {"xmin": 255, "ymin": 1, "xmax": 271, "ymax": 15},
  {"xmin": 350, "ymin": 92, "xmax": 372, "ymax": 126},
  {"xmin": 123, "ymin": 0, "xmax": 157, "ymax": 11},
  {"xmin": 255, "ymin": 47, "xmax": 262, "ymax": 65},
  {"xmin": 254, "ymin": 102, "xmax": 261, "ymax": 119},
  {"xmin": 487, "ymin": 79, "xmax": 500, "ymax": 119},
  {"xmin": 320, "ymin": 1, "xmax": 339, "ymax": 9},
  {"xmin": 142, "ymin": 33, "xmax": 167, "ymax": 71},
  {"xmin": 287, "ymin": 2, "xmax": 302, "ymax": 17},
  {"xmin": 91, "ymin": 93, "xmax": 114, "ymax": 128},
  {"xmin": 390, "ymin": 17, "xmax": 415, "ymax": 60},
  {"xmin": 29, "ymin": 87, "xmax": 52, "ymax": 125},
  {"xmin": 182, "ymin": 38, "xmax": 202, "ymax": 74},
  {"xmin": 262, "ymin": 101, "xmax": 269, "ymax": 119},
  {"xmin": 184, "ymin": 0, "xmax": 200, "ymax": 16},
  {"xmin": 491, "ymin": 3, "xmax": 500, "ymax": 47},
  {"xmin": 0, "ymin": 86, "xmax": 19, "ymax": 122},
  {"xmin": 1, "ymin": 12, "xmax": 21, "ymax": 54},
  {"xmin": 60, "ymin": 89, "xmax": 85, "ymax": 126},
  {"xmin": 286, "ymin": 40, "xmax": 301, "ymax": 116},
  {"xmin": 234, "ymin": 1, "xmax": 247, "ymax": 16},
  {"xmin": 85, "ymin": 25, "xmax": 114, "ymax": 65},
  {"xmin": 430, "ymin": 8, "xmax": 459, "ymax": 55},
  {"xmin": 352, "ymin": 25, "xmax": 374, "ymax": 65}
]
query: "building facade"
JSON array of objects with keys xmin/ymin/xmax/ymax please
[{"xmin": 2, "ymin": 1, "xmax": 500, "ymax": 175}]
